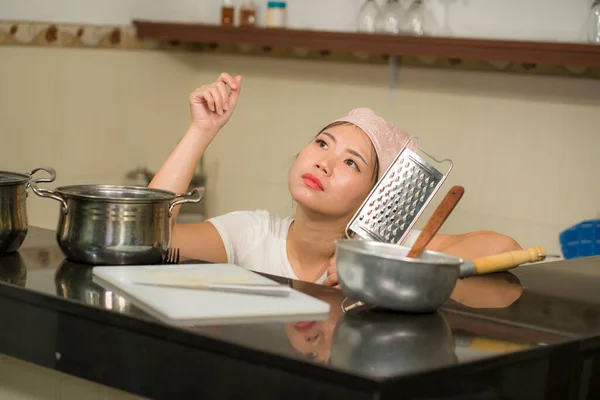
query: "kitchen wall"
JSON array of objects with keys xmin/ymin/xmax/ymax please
[{"xmin": 1, "ymin": 43, "xmax": 599, "ymax": 257}]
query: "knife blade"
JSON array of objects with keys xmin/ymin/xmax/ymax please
[{"xmin": 132, "ymin": 281, "xmax": 292, "ymax": 297}]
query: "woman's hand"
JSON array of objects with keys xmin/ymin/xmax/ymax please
[
  {"xmin": 323, "ymin": 254, "xmax": 340, "ymax": 289},
  {"xmin": 189, "ymin": 72, "xmax": 242, "ymax": 135}
]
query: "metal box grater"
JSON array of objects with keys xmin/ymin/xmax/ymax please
[{"xmin": 345, "ymin": 136, "xmax": 453, "ymax": 244}]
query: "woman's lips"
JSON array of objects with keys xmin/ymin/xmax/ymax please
[
  {"xmin": 294, "ymin": 321, "xmax": 317, "ymax": 332},
  {"xmin": 302, "ymin": 174, "xmax": 324, "ymax": 191}
]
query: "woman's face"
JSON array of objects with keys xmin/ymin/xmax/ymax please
[{"xmin": 288, "ymin": 123, "xmax": 377, "ymax": 219}]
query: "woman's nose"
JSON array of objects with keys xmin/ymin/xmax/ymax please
[{"xmin": 316, "ymin": 158, "xmax": 334, "ymax": 176}]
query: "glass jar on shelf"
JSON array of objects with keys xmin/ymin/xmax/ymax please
[
  {"xmin": 266, "ymin": 1, "xmax": 287, "ymax": 28},
  {"xmin": 221, "ymin": 0, "xmax": 235, "ymax": 26},
  {"xmin": 240, "ymin": 0, "xmax": 258, "ymax": 27}
]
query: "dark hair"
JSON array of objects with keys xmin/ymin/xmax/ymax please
[{"xmin": 316, "ymin": 122, "xmax": 380, "ymax": 185}]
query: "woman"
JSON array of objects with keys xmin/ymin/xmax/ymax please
[{"xmin": 149, "ymin": 73, "xmax": 522, "ymax": 287}]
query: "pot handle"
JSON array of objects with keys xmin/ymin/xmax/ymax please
[
  {"xmin": 29, "ymin": 181, "xmax": 69, "ymax": 215},
  {"xmin": 169, "ymin": 187, "xmax": 205, "ymax": 217},
  {"xmin": 26, "ymin": 166, "xmax": 57, "ymax": 184},
  {"xmin": 24, "ymin": 166, "xmax": 57, "ymax": 197}
]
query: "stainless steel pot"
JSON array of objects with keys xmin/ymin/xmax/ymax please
[
  {"xmin": 30, "ymin": 184, "xmax": 205, "ymax": 265},
  {"xmin": 0, "ymin": 166, "xmax": 56, "ymax": 255}
]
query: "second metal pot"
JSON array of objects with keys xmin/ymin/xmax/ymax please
[{"xmin": 30, "ymin": 183, "xmax": 204, "ymax": 265}]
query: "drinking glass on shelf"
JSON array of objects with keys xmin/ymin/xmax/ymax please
[
  {"xmin": 377, "ymin": 0, "xmax": 405, "ymax": 34},
  {"xmin": 587, "ymin": 0, "xmax": 600, "ymax": 44},
  {"xmin": 356, "ymin": 0, "xmax": 382, "ymax": 33},
  {"xmin": 437, "ymin": 0, "xmax": 461, "ymax": 36},
  {"xmin": 401, "ymin": 0, "xmax": 438, "ymax": 36}
]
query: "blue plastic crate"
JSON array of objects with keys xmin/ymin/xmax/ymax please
[{"xmin": 559, "ymin": 219, "xmax": 600, "ymax": 259}]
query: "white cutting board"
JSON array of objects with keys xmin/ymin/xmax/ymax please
[{"xmin": 92, "ymin": 263, "xmax": 331, "ymax": 327}]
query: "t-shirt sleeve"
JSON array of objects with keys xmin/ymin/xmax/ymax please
[{"xmin": 206, "ymin": 210, "xmax": 269, "ymax": 264}]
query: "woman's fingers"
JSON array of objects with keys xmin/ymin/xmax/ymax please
[
  {"xmin": 227, "ymin": 75, "xmax": 243, "ymax": 109},
  {"xmin": 215, "ymin": 81, "xmax": 229, "ymax": 112},
  {"xmin": 202, "ymin": 90, "xmax": 216, "ymax": 112},
  {"xmin": 218, "ymin": 72, "xmax": 239, "ymax": 90},
  {"xmin": 209, "ymin": 87, "xmax": 225, "ymax": 115}
]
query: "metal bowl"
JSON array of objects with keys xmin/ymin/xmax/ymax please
[{"xmin": 334, "ymin": 239, "xmax": 463, "ymax": 312}]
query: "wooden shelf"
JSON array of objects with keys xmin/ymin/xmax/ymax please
[{"xmin": 132, "ymin": 20, "xmax": 600, "ymax": 69}]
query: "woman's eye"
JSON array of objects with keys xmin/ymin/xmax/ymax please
[
  {"xmin": 316, "ymin": 139, "xmax": 328, "ymax": 149},
  {"xmin": 345, "ymin": 159, "xmax": 359, "ymax": 170}
]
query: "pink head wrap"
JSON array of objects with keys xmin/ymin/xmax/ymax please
[{"xmin": 330, "ymin": 107, "xmax": 411, "ymax": 181}]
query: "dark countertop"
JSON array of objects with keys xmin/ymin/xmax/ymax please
[{"xmin": 2, "ymin": 227, "xmax": 600, "ymax": 399}]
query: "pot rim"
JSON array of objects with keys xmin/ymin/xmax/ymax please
[
  {"xmin": 54, "ymin": 184, "xmax": 179, "ymax": 203},
  {"xmin": 0, "ymin": 171, "xmax": 31, "ymax": 186}
]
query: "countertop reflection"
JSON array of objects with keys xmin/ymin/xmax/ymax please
[{"xmin": 1, "ymin": 227, "xmax": 597, "ymax": 381}]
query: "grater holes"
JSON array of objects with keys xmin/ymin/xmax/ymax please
[{"xmin": 420, "ymin": 195, "xmax": 425, "ymax": 203}]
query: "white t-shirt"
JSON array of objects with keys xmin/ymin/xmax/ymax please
[{"xmin": 207, "ymin": 210, "xmax": 421, "ymax": 284}]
